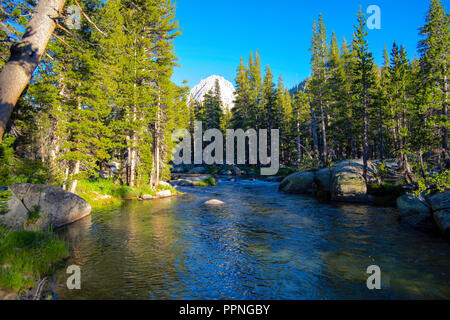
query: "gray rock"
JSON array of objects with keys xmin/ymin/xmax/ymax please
[
  {"xmin": 0, "ymin": 183, "xmax": 91, "ymax": 231},
  {"xmin": 156, "ymin": 190, "xmax": 173, "ymax": 198},
  {"xmin": 315, "ymin": 167, "xmax": 332, "ymax": 193},
  {"xmin": 230, "ymin": 166, "xmax": 242, "ymax": 176},
  {"xmin": 433, "ymin": 210, "xmax": 450, "ymax": 238},
  {"xmin": 177, "ymin": 179, "xmax": 194, "ymax": 186},
  {"xmin": 219, "ymin": 166, "xmax": 242, "ymax": 176},
  {"xmin": 189, "ymin": 167, "xmax": 208, "ymax": 174},
  {"xmin": 429, "ymin": 191, "xmax": 450, "ymax": 212},
  {"xmin": 203, "ymin": 199, "xmax": 225, "ymax": 206},
  {"xmin": 0, "ymin": 192, "xmax": 29, "ymax": 230},
  {"xmin": 158, "ymin": 181, "xmax": 172, "ymax": 188},
  {"xmin": 176, "ymin": 174, "xmax": 215, "ymax": 186},
  {"xmin": 397, "ymin": 194, "xmax": 432, "ymax": 227},
  {"xmin": 429, "ymin": 191, "xmax": 450, "ymax": 237},
  {"xmin": 331, "ymin": 160, "xmax": 373, "ymax": 203},
  {"xmin": 140, "ymin": 194, "xmax": 155, "ymax": 200},
  {"xmin": 279, "ymin": 171, "xmax": 315, "ymax": 194}
]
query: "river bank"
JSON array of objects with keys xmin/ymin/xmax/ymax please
[
  {"xmin": 0, "ymin": 225, "xmax": 69, "ymax": 300},
  {"xmin": 76, "ymin": 179, "xmax": 181, "ymax": 208}
]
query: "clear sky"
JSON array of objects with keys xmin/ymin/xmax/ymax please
[{"xmin": 171, "ymin": 0, "xmax": 449, "ymax": 90}]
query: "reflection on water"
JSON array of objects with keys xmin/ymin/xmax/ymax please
[{"xmin": 53, "ymin": 180, "xmax": 450, "ymax": 299}]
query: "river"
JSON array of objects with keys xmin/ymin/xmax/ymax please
[{"xmin": 52, "ymin": 179, "xmax": 450, "ymax": 299}]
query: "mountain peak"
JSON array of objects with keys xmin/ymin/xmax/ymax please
[{"xmin": 189, "ymin": 75, "xmax": 236, "ymax": 111}]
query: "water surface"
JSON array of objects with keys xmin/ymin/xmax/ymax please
[{"xmin": 53, "ymin": 180, "xmax": 450, "ymax": 299}]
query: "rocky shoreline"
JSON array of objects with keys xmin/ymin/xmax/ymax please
[{"xmin": 277, "ymin": 159, "xmax": 449, "ymax": 238}]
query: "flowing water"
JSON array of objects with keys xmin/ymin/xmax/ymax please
[{"xmin": 53, "ymin": 179, "xmax": 450, "ymax": 299}]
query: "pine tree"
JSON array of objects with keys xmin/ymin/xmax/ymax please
[
  {"xmin": 418, "ymin": 0, "xmax": 449, "ymax": 155},
  {"xmin": 261, "ymin": 65, "xmax": 277, "ymax": 130},
  {"xmin": 291, "ymin": 91, "xmax": 312, "ymax": 165},
  {"xmin": 203, "ymin": 79, "xmax": 223, "ymax": 129},
  {"xmin": 308, "ymin": 14, "xmax": 329, "ymax": 165},
  {"xmin": 247, "ymin": 50, "xmax": 263, "ymax": 129},
  {"xmin": 352, "ymin": 7, "xmax": 377, "ymax": 181},
  {"xmin": 232, "ymin": 57, "xmax": 251, "ymax": 129},
  {"xmin": 276, "ymin": 76, "xmax": 292, "ymax": 163}
]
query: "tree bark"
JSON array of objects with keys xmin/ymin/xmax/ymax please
[
  {"xmin": 319, "ymin": 100, "xmax": 328, "ymax": 166},
  {"xmin": 443, "ymin": 71, "xmax": 448, "ymax": 151},
  {"xmin": 69, "ymin": 160, "xmax": 80, "ymax": 193},
  {"xmin": 362, "ymin": 85, "xmax": 369, "ymax": 183},
  {"xmin": 309, "ymin": 107, "xmax": 319, "ymax": 159},
  {"xmin": 0, "ymin": 0, "xmax": 66, "ymax": 142}
]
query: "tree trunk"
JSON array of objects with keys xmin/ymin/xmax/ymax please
[
  {"xmin": 378, "ymin": 104, "xmax": 384, "ymax": 159},
  {"xmin": 309, "ymin": 108, "xmax": 319, "ymax": 159},
  {"xmin": 129, "ymin": 137, "xmax": 136, "ymax": 187},
  {"xmin": 69, "ymin": 160, "xmax": 80, "ymax": 193},
  {"xmin": 443, "ymin": 71, "xmax": 448, "ymax": 152},
  {"xmin": 296, "ymin": 120, "xmax": 302, "ymax": 164},
  {"xmin": 0, "ymin": 0, "xmax": 66, "ymax": 142},
  {"xmin": 319, "ymin": 100, "xmax": 328, "ymax": 166},
  {"xmin": 153, "ymin": 90, "xmax": 161, "ymax": 187},
  {"xmin": 362, "ymin": 85, "xmax": 369, "ymax": 183}
]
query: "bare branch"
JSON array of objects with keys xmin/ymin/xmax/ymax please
[
  {"xmin": 55, "ymin": 22, "xmax": 99, "ymax": 47},
  {"xmin": 52, "ymin": 32, "xmax": 84, "ymax": 53},
  {"xmin": 73, "ymin": 0, "xmax": 106, "ymax": 36}
]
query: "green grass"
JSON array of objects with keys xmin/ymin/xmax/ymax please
[
  {"xmin": 77, "ymin": 178, "xmax": 178, "ymax": 208},
  {"xmin": 194, "ymin": 176, "xmax": 217, "ymax": 187},
  {"xmin": 0, "ymin": 225, "xmax": 69, "ymax": 292}
]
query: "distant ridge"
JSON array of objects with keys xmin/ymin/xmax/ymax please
[{"xmin": 289, "ymin": 79, "xmax": 308, "ymax": 96}]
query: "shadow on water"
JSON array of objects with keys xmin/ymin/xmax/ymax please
[{"xmin": 53, "ymin": 180, "xmax": 450, "ymax": 299}]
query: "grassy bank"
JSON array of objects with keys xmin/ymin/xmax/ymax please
[
  {"xmin": 76, "ymin": 178, "xmax": 178, "ymax": 208},
  {"xmin": 0, "ymin": 225, "xmax": 69, "ymax": 294}
]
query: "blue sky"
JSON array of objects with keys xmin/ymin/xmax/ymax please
[{"xmin": 171, "ymin": 0, "xmax": 449, "ymax": 90}]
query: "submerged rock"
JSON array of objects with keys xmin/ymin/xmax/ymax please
[
  {"xmin": 265, "ymin": 176, "xmax": 283, "ymax": 182},
  {"xmin": 397, "ymin": 194, "xmax": 432, "ymax": 227},
  {"xmin": 0, "ymin": 183, "xmax": 91, "ymax": 231},
  {"xmin": 203, "ymin": 199, "xmax": 225, "ymax": 206},
  {"xmin": 279, "ymin": 171, "xmax": 315, "ymax": 194}
]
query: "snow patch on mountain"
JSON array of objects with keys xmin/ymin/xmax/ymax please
[{"xmin": 189, "ymin": 75, "xmax": 236, "ymax": 111}]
